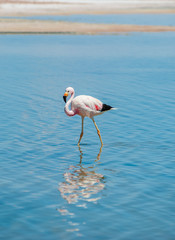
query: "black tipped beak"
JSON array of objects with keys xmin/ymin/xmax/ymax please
[{"xmin": 63, "ymin": 95, "xmax": 67, "ymax": 103}]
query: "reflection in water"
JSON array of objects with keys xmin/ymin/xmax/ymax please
[
  {"xmin": 58, "ymin": 146, "xmax": 104, "ymax": 235},
  {"xmin": 58, "ymin": 146, "xmax": 104, "ymax": 206}
]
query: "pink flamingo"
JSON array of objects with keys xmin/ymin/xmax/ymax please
[{"xmin": 63, "ymin": 87, "xmax": 114, "ymax": 146}]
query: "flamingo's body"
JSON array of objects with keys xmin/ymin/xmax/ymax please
[
  {"xmin": 71, "ymin": 95, "xmax": 103, "ymax": 118},
  {"xmin": 63, "ymin": 87, "xmax": 113, "ymax": 146}
]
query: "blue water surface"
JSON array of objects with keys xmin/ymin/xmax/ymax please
[
  {"xmin": 3, "ymin": 13, "xmax": 175, "ymax": 26},
  {"xmin": 0, "ymin": 33, "xmax": 175, "ymax": 240}
]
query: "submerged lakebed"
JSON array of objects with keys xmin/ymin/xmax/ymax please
[
  {"xmin": 0, "ymin": 32, "xmax": 175, "ymax": 240},
  {"xmin": 13, "ymin": 13, "xmax": 175, "ymax": 26},
  {"xmin": 1, "ymin": 14, "xmax": 175, "ymax": 35}
]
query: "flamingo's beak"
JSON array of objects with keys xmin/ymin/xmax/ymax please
[{"xmin": 63, "ymin": 92, "xmax": 68, "ymax": 103}]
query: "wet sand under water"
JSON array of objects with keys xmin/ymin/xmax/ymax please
[{"xmin": 1, "ymin": 19, "xmax": 175, "ymax": 34}]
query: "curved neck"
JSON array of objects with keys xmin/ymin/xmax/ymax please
[{"xmin": 64, "ymin": 91, "xmax": 76, "ymax": 117}]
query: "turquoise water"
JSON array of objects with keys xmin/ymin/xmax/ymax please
[
  {"xmin": 0, "ymin": 33, "xmax": 175, "ymax": 240},
  {"xmin": 4, "ymin": 14, "xmax": 175, "ymax": 26}
]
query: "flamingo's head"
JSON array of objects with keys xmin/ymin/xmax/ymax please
[{"xmin": 63, "ymin": 87, "xmax": 74, "ymax": 103}]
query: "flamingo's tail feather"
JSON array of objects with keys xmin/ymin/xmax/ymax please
[{"xmin": 101, "ymin": 104, "xmax": 114, "ymax": 112}]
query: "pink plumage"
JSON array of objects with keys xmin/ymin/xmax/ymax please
[
  {"xmin": 71, "ymin": 95, "xmax": 103, "ymax": 118},
  {"xmin": 63, "ymin": 87, "xmax": 113, "ymax": 145}
]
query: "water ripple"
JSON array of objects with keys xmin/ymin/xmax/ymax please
[{"xmin": 1, "ymin": 33, "xmax": 175, "ymax": 240}]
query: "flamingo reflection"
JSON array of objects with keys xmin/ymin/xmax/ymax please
[{"xmin": 58, "ymin": 146, "xmax": 104, "ymax": 206}]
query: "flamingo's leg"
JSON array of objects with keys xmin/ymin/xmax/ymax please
[
  {"xmin": 78, "ymin": 117, "xmax": 84, "ymax": 145},
  {"xmin": 91, "ymin": 117, "xmax": 103, "ymax": 146}
]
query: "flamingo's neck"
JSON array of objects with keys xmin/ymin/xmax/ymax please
[{"xmin": 64, "ymin": 91, "xmax": 76, "ymax": 117}]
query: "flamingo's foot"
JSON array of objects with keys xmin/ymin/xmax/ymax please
[
  {"xmin": 78, "ymin": 132, "xmax": 83, "ymax": 145},
  {"xmin": 97, "ymin": 130, "xmax": 103, "ymax": 146}
]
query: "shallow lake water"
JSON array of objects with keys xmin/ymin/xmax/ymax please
[
  {"xmin": 0, "ymin": 32, "xmax": 175, "ymax": 240},
  {"xmin": 5, "ymin": 14, "xmax": 175, "ymax": 26}
]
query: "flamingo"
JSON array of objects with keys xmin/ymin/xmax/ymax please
[{"xmin": 63, "ymin": 87, "xmax": 114, "ymax": 146}]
